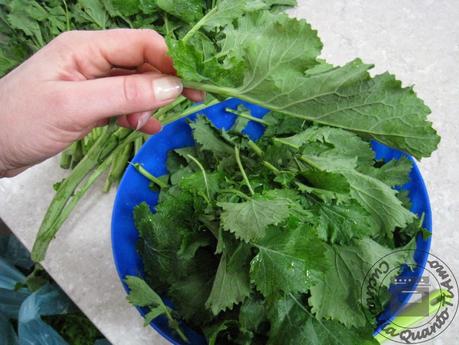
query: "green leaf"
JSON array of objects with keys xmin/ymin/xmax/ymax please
[
  {"xmin": 156, "ymin": 0, "xmax": 203, "ymax": 23},
  {"xmin": 125, "ymin": 276, "xmax": 188, "ymax": 342},
  {"xmin": 220, "ymin": 12, "xmax": 321, "ymax": 67},
  {"xmin": 239, "ymin": 299, "xmax": 266, "ymax": 332},
  {"xmin": 280, "ymin": 126, "xmax": 375, "ymax": 169},
  {"xmin": 309, "ymin": 238, "xmax": 411, "ymax": 328},
  {"xmin": 206, "ymin": 243, "xmax": 252, "ymax": 315},
  {"xmin": 7, "ymin": 12, "xmax": 44, "ymax": 47},
  {"xmin": 167, "ymin": 38, "xmax": 246, "ymax": 88},
  {"xmin": 0, "ymin": 50, "xmax": 17, "ymax": 75},
  {"xmin": 250, "ymin": 226, "xmax": 327, "ymax": 296},
  {"xmin": 79, "ymin": 0, "xmax": 108, "ymax": 29},
  {"xmin": 109, "ymin": 0, "xmax": 141, "ymax": 17},
  {"xmin": 313, "ymin": 200, "xmax": 380, "ymax": 244},
  {"xmin": 173, "ymin": 11, "xmax": 439, "ymax": 158},
  {"xmin": 218, "ymin": 197, "xmax": 290, "ymax": 242},
  {"xmin": 268, "ymin": 295, "xmax": 378, "ymax": 345},
  {"xmin": 204, "ymin": 320, "xmax": 236, "ymax": 345},
  {"xmin": 362, "ymin": 157, "xmax": 413, "ymax": 187},
  {"xmin": 125, "ymin": 275, "xmax": 166, "ymax": 307},
  {"xmin": 342, "ymin": 170, "xmax": 415, "ymax": 237},
  {"xmin": 143, "ymin": 307, "xmax": 164, "ymax": 326},
  {"xmin": 199, "ymin": 0, "xmax": 267, "ymax": 30},
  {"xmin": 169, "ymin": 268, "xmax": 214, "ymax": 321},
  {"xmin": 279, "ymin": 128, "xmax": 415, "ymax": 236},
  {"xmin": 189, "ymin": 116, "xmax": 234, "ymax": 157}
]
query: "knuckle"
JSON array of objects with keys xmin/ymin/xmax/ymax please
[
  {"xmin": 122, "ymin": 76, "xmax": 148, "ymax": 107},
  {"xmin": 54, "ymin": 31, "xmax": 78, "ymax": 44}
]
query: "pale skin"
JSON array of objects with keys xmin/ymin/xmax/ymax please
[{"xmin": 0, "ymin": 29, "xmax": 203, "ymax": 177}]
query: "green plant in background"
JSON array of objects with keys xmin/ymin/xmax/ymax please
[{"xmin": 0, "ymin": 234, "xmax": 110, "ymax": 345}]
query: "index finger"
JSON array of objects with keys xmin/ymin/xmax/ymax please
[{"xmin": 57, "ymin": 29, "xmax": 176, "ymax": 78}]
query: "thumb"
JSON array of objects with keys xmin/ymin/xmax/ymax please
[{"xmin": 58, "ymin": 73, "xmax": 183, "ymax": 126}]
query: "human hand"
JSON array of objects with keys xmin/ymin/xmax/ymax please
[{"xmin": 0, "ymin": 29, "xmax": 203, "ymax": 177}]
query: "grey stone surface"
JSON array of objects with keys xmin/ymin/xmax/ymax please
[{"xmin": 0, "ymin": 1, "xmax": 458, "ymax": 344}]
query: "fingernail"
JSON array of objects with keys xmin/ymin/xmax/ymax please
[
  {"xmin": 136, "ymin": 111, "xmax": 151, "ymax": 130},
  {"xmin": 153, "ymin": 76, "xmax": 183, "ymax": 101}
]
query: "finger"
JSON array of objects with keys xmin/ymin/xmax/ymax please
[
  {"xmin": 110, "ymin": 67, "xmax": 137, "ymax": 77},
  {"xmin": 56, "ymin": 29, "xmax": 175, "ymax": 78},
  {"xmin": 137, "ymin": 64, "xmax": 204, "ymax": 102},
  {"xmin": 117, "ymin": 112, "xmax": 161, "ymax": 134},
  {"xmin": 58, "ymin": 73, "xmax": 183, "ymax": 125},
  {"xmin": 183, "ymin": 88, "xmax": 205, "ymax": 102},
  {"xmin": 116, "ymin": 115, "xmax": 130, "ymax": 128},
  {"xmin": 137, "ymin": 63, "xmax": 159, "ymax": 73},
  {"xmin": 128, "ymin": 112, "xmax": 162, "ymax": 134}
]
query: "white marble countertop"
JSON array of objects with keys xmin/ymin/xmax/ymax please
[{"xmin": 1, "ymin": 1, "xmax": 458, "ymax": 344}]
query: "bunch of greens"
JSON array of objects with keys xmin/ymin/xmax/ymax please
[
  {"xmin": 126, "ymin": 110, "xmax": 425, "ymax": 344},
  {"xmin": 0, "ymin": 234, "xmax": 109, "ymax": 345},
  {"xmin": 0, "ymin": 0, "xmax": 297, "ymax": 261},
  {"xmin": 1, "ymin": 0, "xmax": 438, "ymax": 283}
]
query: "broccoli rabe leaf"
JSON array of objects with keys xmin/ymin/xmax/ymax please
[
  {"xmin": 250, "ymin": 226, "xmax": 327, "ymax": 296},
  {"xmin": 205, "ymin": 242, "xmax": 252, "ymax": 315},
  {"xmin": 170, "ymin": 12, "xmax": 439, "ymax": 159},
  {"xmin": 268, "ymin": 295, "xmax": 378, "ymax": 345},
  {"xmin": 125, "ymin": 276, "xmax": 188, "ymax": 341},
  {"xmin": 218, "ymin": 197, "xmax": 290, "ymax": 242},
  {"xmin": 308, "ymin": 238, "xmax": 412, "ymax": 328}
]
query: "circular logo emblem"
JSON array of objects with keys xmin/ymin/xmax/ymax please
[{"xmin": 361, "ymin": 249, "xmax": 457, "ymax": 344}]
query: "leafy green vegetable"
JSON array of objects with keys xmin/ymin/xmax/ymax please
[
  {"xmin": 130, "ymin": 108, "xmax": 425, "ymax": 344},
  {"xmin": 0, "ymin": 2, "xmax": 438, "ymax": 343},
  {"xmin": 250, "ymin": 226, "xmax": 326, "ymax": 296},
  {"xmin": 218, "ymin": 197, "xmax": 290, "ymax": 242},
  {"xmin": 125, "ymin": 276, "xmax": 188, "ymax": 341},
  {"xmin": 168, "ymin": 11, "xmax": 440, "ymax": 159},
  {"xmin": 308, "ymin": 238, "xmax": 413, "ymax": 328},
  {"xmin": 268, "ymin": 295, "xmax": 377, "ymax": 345},
  {"xmin": 205, "ymin": 242, "xmax": 252, "ymax": 315}
]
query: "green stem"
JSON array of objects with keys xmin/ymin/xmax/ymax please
[
  {"xmin": 183, "ymin": 81, "xmax": 235, "ymax": 97},
  {"xmin": 60, "ymin": 147, "xmax": 72, "ymax": 169},
  {"xmin": 204, "ymin": 50, "xmax": 228, "ymax": 63},
  {"xmin": 246, "ymin": 141, "xmax": 279, "ymax": 174},
  {"xmin": 161, "ymin": 99, "xmax": 219, "ymax": 125},
  {"xmin": 219, "ymin": 189, "xmax": 251, "ymax": 201},
  {"xmin": 104, "ymin": 143, "xmax": 132, "ymax": 192},
  {"xmin": 300, "ymin": 155, "xmax": 323, "ymax": 170},
  {"xmin": 32, "ymin": 98, "xmax": 220, "ymax": 261},
  {"xmin": 154, "ymin": 96, "xmax": 187, "ymax": 122},
  {"xmin": 134, "ymin": 136, "xmax": 144, "ymax": 154},
  {"xmin": 31, "ymin": 126, "xmax": 139, "ymax": 262},
  {"xmin": 62, "ymin": 0, "xmax": 70, "ymax": 31},
  {"xmin": 247, "ymin": 140, "xmax": 264, "ymax": 157},
  {"xmin": 131, "ymin": 163, "xmax": 168, "ymax": 189},
  {"xmin": 234, "ymin": 146, "xmax": 254, "ymax": 196},
  {"xmin": 181, "ymin": 6, "xmax": 217, "ymax": 43},
  {"xmin": 186, "ymin": 154, "xmax": 211, "ymax": 202},
  {"xmin": 263, "ymin": 161, "xmax": 280, "ymax": 174},
  {"xmin": 272, "ymin": 137, "xmax": 301, "ymax": 150},
  {"xmin": 225, "ymin": 108, "xmax": 269, "ymax": 126},
  {"xmin": 69, "ymin": 141, "xmax": 82, "ymax": 168},
  {"xmin": 164, "ymin": 13, "xmax": 171, "ymax": 36}
]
